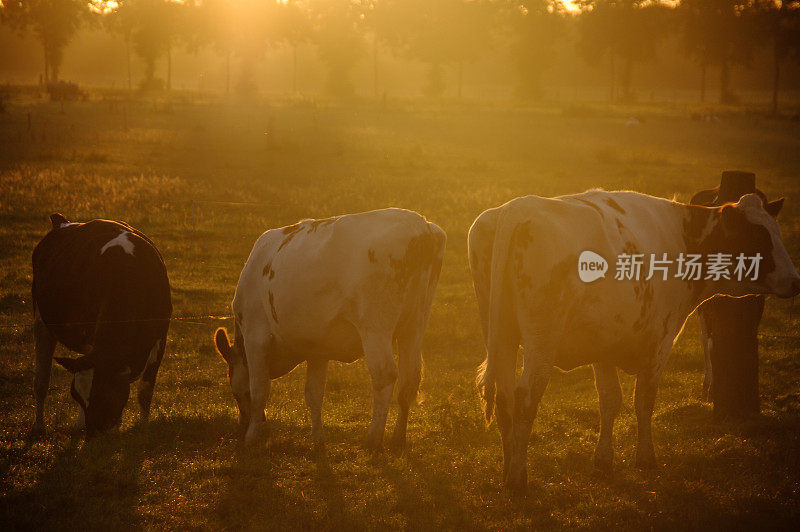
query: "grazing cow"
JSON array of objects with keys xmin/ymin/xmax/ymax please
[
  {"xmin": 31, "ymin": 214, "xmax": 171, "ymax": 437},
  {"xmin": 214, "ymin": 208, "xmax": 445, "ymax": 451},
  {"xmin": 469, "ymin": 190, "xmax": 800, "ymax": 491}
]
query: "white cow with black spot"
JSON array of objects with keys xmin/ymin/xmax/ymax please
[
  {"xmin": 469, "ymin": 190, "xmax": 800, "ymax": 492},
  {"xmin": 215, "ymin": 208, "xmax": 445, "ymax": 451}
]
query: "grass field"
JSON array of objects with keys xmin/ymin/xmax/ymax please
[{"xmin": 1, "ymin": 94, "xmax": 800, "ymax": 529}]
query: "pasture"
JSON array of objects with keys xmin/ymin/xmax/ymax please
[{"xmin": 1, "ymin": 94, "xmax": 800, "ymax": 528}]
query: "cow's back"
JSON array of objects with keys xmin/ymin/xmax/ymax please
[
  {"xmin": 235, "ymin": 208, "xmax": 443, "ymax": 361},
  {"xmin": 32, "ymin": 219, "xmax": 171, "ymax": 370}
]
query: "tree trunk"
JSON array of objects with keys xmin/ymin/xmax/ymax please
[
  {"xmin": 772, "ymin": 45, "xmax": 780, "ymax": 115},
  {"xmin": 167, "ymin": 43, "xmax": 172, "ymax": 91},
  {"xmin": 609, "ymin": 54, "xmax": 616, "ymax": 103},
  {"xmin": 226, "ymin": 51, "xmax": 231, "ymax": 95},
  {"xmin": 292, "ymin": 45, "xmax": 297, "ymax": 94},
  {"xmin": 373, "ymin": 36, "xmax": 378, "ymax": 98},
  {"xmin": 458, "ymin": 61, "xmax": 463, "ymax": 100},
  {"xmin": 43, "ymin": 44, "xmax": 49, "ymax": 84},
  {"xmin": 621, "ymin": 57, "xmax": 633, "ymax": 102},
  {"xmin": 700, "ymin": 63, "xmax": 706, "ymax": 103},
  {"xmin": 126, "ymin": 34, "xmax": 132, "ymax": 91},
  {"xmin": 720, "ymin": 57, "xmax": 730, "ymax": 104}
]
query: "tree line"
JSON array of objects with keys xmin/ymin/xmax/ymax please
[{"xmin": 1, "ymin": 0, "xmax": 799, "ymax": 110}]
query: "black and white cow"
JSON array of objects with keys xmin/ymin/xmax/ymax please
[
  {"xmin": 469, "ymin": 190, "xmax": 800, "ymax": 491},
  {"xmin": 31, "ymin": 214, "xmax": 171, "ymax": 437},
  {"xmin": 215, "ymin": 208, "xmax": 445, "ymax": 451}
]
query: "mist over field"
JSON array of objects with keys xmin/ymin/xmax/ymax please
[{"xmin": 2, "ymin": 1, "xmax": 800, "ymax": 529}]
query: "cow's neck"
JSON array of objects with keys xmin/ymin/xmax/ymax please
[{"xmin": 678, "ymin": 203, "xmax": 730, "ymax": 308}]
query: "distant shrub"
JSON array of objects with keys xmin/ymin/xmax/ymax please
[
  {"xmin": 46, "ymin": 81, "xmax": 86, "ymax": 102},
  {"xmin": 562, "ymin": 104, "xmax": 598, "ymax": 118},
  {"xmin": 139, "ymin": 77, "xmax": 165, "ymax": 93}
]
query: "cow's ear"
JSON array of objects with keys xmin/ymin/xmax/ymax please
[
  {"xmin": 215, "ymin": 327, "xmax": 233, "ymax": 364},
  {"xmin": 766, "ymin": 197, "xmax": 785, "ymax": 218},
  {"xmin": 54, "ymin": 356, "xmax": 94, "ymax": 374},
  {"xmin": 50, "ymin": 213, "xmax": 69, "ymax": 229}
]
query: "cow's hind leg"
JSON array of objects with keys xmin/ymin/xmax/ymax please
[
  {"xmin": 137, "ymin": 335, "xmax": 167, "ymax": 421},
  {"xmin": 30, "ymin": 311, "xmax": 56, "ymax": 437},
  {"xmin": 634, "ymin": 369, "xmax": 660, "ymax": 469},
  {"xmin": 305, "ymin": 358, "xmax": 328, "ymax": 449},
  {"xmin": 362, "ymin": 332, "xmax": 397, "ymax": 452},
  {"xmin": 489, "ymin": 334, "xmax": 518, "ymax": 484},
  {"xmin": 593, "ymin": 363, "xmax": 622, "ymax": 474},
  {"xmin": 389, "ymin": 327, "xmax": 423, "ymax": 453},
  {"xmin": 506, "ymin": 335, "xmax": 553, "ymax": 493}
]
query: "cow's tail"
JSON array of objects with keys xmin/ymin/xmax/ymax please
[
  {"xmin": 476, "ymin": 206, "xmax": 517, "ymax": 426},
  {"xmin": 214, "ymin": 326, "xmax": 233, "ymax": 360},
  {"xmin": 215, "ymin": 317, "xmax": 244, "ymax": 363}
]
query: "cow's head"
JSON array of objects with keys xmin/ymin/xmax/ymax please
[
  {"xmin": 717, "ymin": 193, "xmax": 800, "ymax": 298},
  {"xmin": 215, "ymin": 327, "xmax": 251, "ymax": 432},
  {"xmin": 54, "ymin": 355, "xmax": 131, "ymax": 437}
]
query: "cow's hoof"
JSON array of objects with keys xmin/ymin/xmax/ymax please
[
  {"xmin": 27, "ymin": 424, "xmax": 45, "ymax": 441},
  {"xmin": 311, "ymin": 434, "xmax": 326, "ymax": 453},
  {"xmin": 505, "ymin": 468, "xmax": 527, "ymax": 495},
  {"xmin": 243, "ymin": 421, "xmax": 267, "ymax": 446},
  {"xmin": 593, "ymin": 454, "xmax": 614, "ymax": 476},
  {"xmin": 387, "ymin": 435, "xmax": 407, "ymax": 456},
  {"xmin": 362, "ymin": 435, "xmax": 383, "ymax": 454},
  {"xmin": 635, "ymin": 453, "xmax": 656, "ymax": 470}
]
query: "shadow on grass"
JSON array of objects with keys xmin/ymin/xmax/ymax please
[
  {"xmin": 0, "ymin": 414, "xmax": 236, "ymax": 529},
  {"xmin": 210, "ymin": 420, "xmax": 358, "ymax": 529}
]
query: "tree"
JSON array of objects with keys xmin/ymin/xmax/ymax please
[
  {"xmin": 1, "ymin": 0, "xmax": 88, "ymax": 83},
  {"xmin": 102, "ymin": 0, "xmax": 136, "ymax": 90},
  {"xmin": 312, "ymin": 0, "xmax": 366, "ymax": 99},
  {"xmin": 679, "ymin": 0, "xmax": 759, "ymax": 104},
  {"xmin": 196, "ymin": 0, "xmax": 279, "ymax": 96},
  {"xmin": 755, "ymin": 0, "xmax": 800, "ymax": 113},
  {"xmin": 578, "ymin": 0, "xmax": 669, "ymax": 103},
  {"xmin": 506, "ymin": 1, "xmax": 565, "ymax": 100},
  {"xmin": 122, "ymin": 0, "xmax": 197, "ymax": 91},
  {"xmin": 277, "ymin": 0, "xmax": 313, "ymax": 94},
  {"xmin": 381, "ymin": 0, "xmax": 495, "ymax": 98}
]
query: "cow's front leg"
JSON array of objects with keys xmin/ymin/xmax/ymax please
[
  {"xmin": 362, "ymin": 332, "xmax": 397, "ymax": 452},
  {"xmin": 305, "ymin": 358, "xmax": 328, "ymax": 449},
  {"xmin": 506, "ymin": 353, "xmax": 552, "ymax": 493},
  {"xmin": 75, "ymin": 406, "xmax": 86, "ymax": 431},
  {"xmin": 138, "ymin": 336, "xmax": 166, "ymax": 421},
  {"xmin": 593, "ymin": 363, "xmax": 622, "ymax": 474},
  {"xmin": 244, "ymin": 335, "xmax": 270, "ymax": 446},
  {"xmin": 30, "ymin": 311, "xmax": 56, "ymax": 438},
  {"xmin": 634, "ymin": 370, "xmax": 660, "ymax": 469}
]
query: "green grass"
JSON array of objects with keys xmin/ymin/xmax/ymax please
[{"xmin": 1, "ymin": 95, "xmax": 800, "ymax": 528}]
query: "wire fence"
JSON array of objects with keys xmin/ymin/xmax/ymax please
[
  {"xmin": 2, "ymin": 201, "xmax": 800, "ymax": 342},
  {"xmin": 0, "ymin": 315, "xmax": 234, "ymax": 330}
]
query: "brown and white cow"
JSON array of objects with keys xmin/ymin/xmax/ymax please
[
  {"xmin": 215, "ymin": 208, "xmax": 445, "ymax": 451},
  {"xmin": 469, "ymin": 190, "xmax": 800, "ymax": 491},
  {"xmin": 31, "ymin": 214, "xmax": 171, "ymax": 438}
]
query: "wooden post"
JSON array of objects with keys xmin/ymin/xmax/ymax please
[
  {"xmin": 701, "ymin": 295, "xmax": 763, "ymax": 418},
  {"xmin": 692, "ymin": 171, "xmax": 765, "ymax": 419}
]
